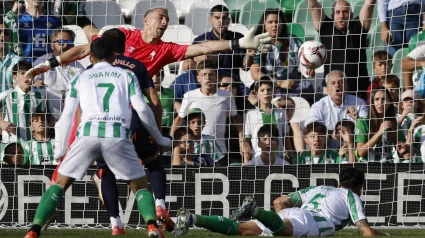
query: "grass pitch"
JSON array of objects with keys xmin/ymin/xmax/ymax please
[{"xmin": 3, "ymin": 228, "xmax": 425, "ymax": 238}]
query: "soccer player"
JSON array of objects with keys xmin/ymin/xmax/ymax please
[
  {"xmin": 173, "ymin": 168, "xmax": 388, "ymax": 237},
  {"xmin": 25, "ymin": 7, "xmax": 271, "ymax": 78},
  {"xmin": 23, "ymin": 38, "xmax": 171, "ymax": 238}
]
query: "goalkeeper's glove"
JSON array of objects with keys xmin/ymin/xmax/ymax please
[
  {"xmin": 25, "ymin": 56, "xmax": 62, "ymax": 78},
  {"xmin": 230, "ymin": 27, "xmax": 271, "ymax": 53}
]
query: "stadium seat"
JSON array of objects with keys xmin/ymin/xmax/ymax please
[
  {"xmin": 224, "ymin": 0, "xmax": 250, "ymax": 22},
  {"xmin": 238, "ymin": 0, "xmax": 281, "ymax": 27},
  {"xmin": 280, "ymin": 0, "xmax": 303, "ymax": 18},
  {"xmin": 287, "ymin": 23, "xmax": 305, "ymax": 41},
  {"xmin": 239, "ymin": 68, "xmax": 254, "ymax": 88},
  {"xmin": 131, "ymin": 0, "xmax": 179, "ymax": 29},
  {"xmin": 62, "ymin": 25, "xmax": 91, "ymax": 68},
  {"xmin": 228, "ymin": 23, "xmax": 249, "ymax": 36},
  {"xmin": 161, "ymin": 24, "xmax": 195, "ymax": 44},
  {"xmin": 352, "ymin": 2, "xmax": 379, "ymax": 29},
  {"xmin": 84, "ymin": 1, "xmax": 125, "ymax": 29},
  {"xmin": 184, "ymin": 0, "xmax": 228, "ymax": 36},
  {"xmin": 293, "ymin": 1, "xmax": 319, "ymax": 41},
  {"xmin": 170, "ymin": 0, "xmax": 197, "ymax": 19},
  {"xmin": 367, "ymin": 24, "xmax": 386, "ymax": 50},
  {"xmin": 391, "ymin": 48, "xmax": 409, "ymax": 85}
]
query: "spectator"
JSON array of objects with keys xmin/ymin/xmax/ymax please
[
  {"xmin": 0, "ymin": 61, "xmax": 47, "ymax": 143},
  {"xmin": 148, "ymin": 69, "xmax": 175, "ymax": 135},
  {"xmin": 47, "ymin": 0, "xmax": 100, "ymax": 41},
  {"xmin": 249, "ymin": 9, "xmax": 314, "ymax": 102},
  {"xmin": 401, "ymin": 43, "xmax": 425, "ymax": 90},
  {"xmin": 0, "ymin": 142, "xmax": 27, "ymax": 165},
  {"xmin": 185, "ymin": 108, "xmax": 224, "ymax": 163},
  {"xmin": 304, "ymin": 70, "xmax": 368, "ymax": 149},
  {"xmin": 244, "ymin": 125, "xmax": 290, "ymax": 166},
  {"xmin": 244, "ymin": 77, "xmax": 287, "ymax": 162},
  {"xmin": 23, "ymin": 112, "xmax": 56, "ymax": 165},
  {"xmin": 0, "ymin": 18, "xmax": 21, "ymax": 93},
  {"xmin": 397, "ymin": 90, "xmax": 423, "ymax": 136},
  {"xmin": 172, "ymin": 60, "xmax": 247, "ymax": 166},
  {"xmin": 355, "ymin": 88, "xmax": 408, "ymax": 162},
  {"xmin": 307, "ymin": 0, "xmax": 375, "ymax": 100},
  {"xmin": 381, "ymin": 74, "xmax": 401, "ymax": 108},
  {"xmin": 4, "ymin": 1, "xmax": 62, "ymax": 61},
  {"xmin": 334, "ymin": 120, "xmax": 356, "ymax": 163},
  {"xmin": 294, "ymin": 122, "xmax": 342, "ymax": 164},
  {"xmin": 272, "ymin": 96, "xmax": 305, "ymax": 160},
  {"xmin": 182, "ymin": 5, "xmax": 250, "ymax": 79},
  {"xmin": 378, "ymin": 0, "xmax": 425, "ymax": 55},
  {"xmin": 367, "ymin": 50, "xmax": 393, "ymax": 103},
  {"xmin": 33, "ymin": 28, "xmax": 84, "ymax": 122},
  {"xmin": 172, "ymin": 127, "xmax": 214, "ymax": 166}
]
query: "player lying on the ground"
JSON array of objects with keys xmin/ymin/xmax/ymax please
[
  {"xmin": 24, "ymin": 38, "xmax": 171, "ymax": 238},
  {"xmin": 174, "ymin": 168, "xmax": 388, "ymax": 237}
]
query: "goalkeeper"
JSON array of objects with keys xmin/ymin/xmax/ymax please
[{"xmin": 174, "ymin": 168, "xmax": 388, "ymax": 237}]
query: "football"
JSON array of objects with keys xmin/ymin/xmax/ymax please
[{"xmin": 298, "ymin": 40, "xmax": 327, "ymax": 69}]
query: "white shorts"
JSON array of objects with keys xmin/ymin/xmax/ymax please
[
  {"xmin": 59, "ymin": 137, "xmax": 145, "ymax": 180},
  {"xmin": 251, "ymin": 208, "xmax": 326, "ymax": 237}
]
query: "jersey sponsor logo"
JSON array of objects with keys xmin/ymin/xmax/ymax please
[
  {"xmin": 128, "ymin": 46, "xmax": 135, "ymax": 53},
  {"xmin": 88, "ymin": 116, "xmax": 126, "ymax": 123},
  {"xmin": 23, "ymin": 22, "xmax": 30, "ymax": 27},
  {"xmin": 150, "ymin": 51, "xmax": 156, "ymax": 61},
  {"xmin": 33, "ymin": 33, "xmax": 47, "ymax": 48}
]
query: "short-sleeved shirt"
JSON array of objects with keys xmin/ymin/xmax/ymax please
[
  {"xmin": 169, "ymin": 70, "xmax": 199, "ymax": 102},
  {"xmin": 23, "ymin": 136, "xmax": 57, "ymax": 165},
  {"xmin": 120, "ymin": 28, "xmax": 189, "ymax": 76},
  {"xmin": 289, "ymin": 186, "xmax": 366, "ymax": 234},
  {"xmin": 18, "ymin": 11, "xmax": 62, "ymax": 61},
  {"xmin": 178, "ymin": 88, "xmax": 237, "ymax": 154},
  {"xmin": 294, "ymin": 150, "xmax": 342, "ymax": 164},
  {"xmin": 0, "ymin": 86, "xmax": 47, "ymax": 143},
  {"xmin": 355, "ymin": 117, "xmax": 405, "ymax": 162},
  {"xmin": 319, "ymin": 17, "xmax": 369, "ymax": 93},
  {"xmin": 244, "ymin": 155, "xmax": 289, "ymax": 166},
  {"xmin": 253, "ymin": 35, "xmax": 303, "ymax": 80},
  {"xmin": 0, "ymin": 52, "xmax": 21, "ymax": 93},
  {"xmin": 193, "ymin": 30, "xmax": 245, "ymax": 76},
  {"xmin": 70, "ymin": 62, "xmax": 141, "ymax": 139}
]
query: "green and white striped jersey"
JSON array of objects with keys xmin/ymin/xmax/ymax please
[
  {"xmin": 290, "ymin": 186, "xmax": 366, "ymax": 236},
  {"xmin": 0, "ymin": 86, "xmax": 47, "ymax": 143},
  {"xmin": 194, "ymin": 134, "xmax": 225, "ymax": 162},
  {"xmin": 23, "ymin": 136, "xmax": 57, "ymax": 165},
  {"xmin": 70, "ymin": 62, "xmax": 141, "ymax": 139}
]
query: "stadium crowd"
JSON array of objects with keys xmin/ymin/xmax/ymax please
[{"xmin": 1, "ymin": 0, "xmax": 425, "ymax": 167}]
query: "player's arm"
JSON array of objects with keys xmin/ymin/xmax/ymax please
[
  {"xmin": 143, "ymin": 88, "xmax": 162, "ymax": 131},
  {"xmin": 273, "ymin": 195, "xmax": 294, "ymax": 213},
  {"xmin": 359, "ymin": 0, "xmax": 376, "ymax": 31},
  {"xmin": 25, "ymin": 44, "xmax": 92, "ymax": 78},
  {"xmin": 183, "ymin": 27, "xmax": 271, "ymax": 60},
  {"xmin": 355, "ymin": 219, "xmax": 388, "ymax": 236},
  {"xmin": 305, "ymin": 0, "xmax": 326, "ymax": 31}
]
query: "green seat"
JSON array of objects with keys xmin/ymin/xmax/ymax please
[
  {"xmin": 293, "ymin": 1, "xmax": 319, "ymax": 41},
  {"xmin": 391, "ymin": 48, "xmax": 409, "ymax": 84},
  {"xmin": 287, "ymin": 23, "xmax": 305, "ymax": 41},
  {"xmin": 238, "ymin": 0, "xmax": 281, "ymax": 27},
  {"xmin": 352, "ymin": 2, "xmax": 379, "ymax": 29},
  {"xmin": 367, "ymin": 24, "xmax": 386, "ymax": 50},
  {"xmin": 280, "ymin": 0, "xmax": 303, "ymax": 18},
  {"xmin": 224, "ymin": 0, "xmax": 251, "ymax": 23}
]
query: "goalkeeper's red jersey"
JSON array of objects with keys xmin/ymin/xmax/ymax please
[{"xmin": 119, "ymin": 28, "xmax": 189, "ymax": 76}]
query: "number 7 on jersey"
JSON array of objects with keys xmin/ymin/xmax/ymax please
[{"xmin": 97, "ymin": 83, "xmax": 115, "ymax": 112}]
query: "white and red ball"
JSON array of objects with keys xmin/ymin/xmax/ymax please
[{"xmin": 298, "ymin": 40, "xmax": 327, "ymax": 70}]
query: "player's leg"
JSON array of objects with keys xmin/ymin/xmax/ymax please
[
  {"xmin": 132, "ymin": 125, "xmax": 174, "ymax": 231},
  {"xmin": 230, "ymin": 197, "xmax": 286, "ymax": 236},
  {"xmin": 25, "ymin": 137, "xmax": 99, "ymax": 238},
  {"xmin": 101, "ymin": 138, "xmax": 164, "ymax": 238}
]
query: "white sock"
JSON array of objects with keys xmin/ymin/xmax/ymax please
[
  {"xmin": 155, "ymin": 199, "xmax": 166, "ymax": 209},
  {"xmin": 110, "ymin": 216, "xmax": 124, "ymax": 229}
]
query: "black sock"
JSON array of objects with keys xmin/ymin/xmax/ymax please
[
  {"xmin": 101, "ymin": 169, "xmax": 120, "ymax": 218},
  {"xmin": 145, "ymin": 158, "xmax": 166, "ymax": 200},
  {"xmin": 30, "ymin": 224, "xmax": 41, "ymax": 236}
]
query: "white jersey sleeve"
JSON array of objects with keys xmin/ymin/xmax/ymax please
[
  {"xmin": 288, "ymin": 186, "xmax": 317, "ymax": 206},
  {"xmin": 346, "ymin": 190, "xmax": 367, "ymax": 224}
]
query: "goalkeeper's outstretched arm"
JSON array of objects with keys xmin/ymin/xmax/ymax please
[{"xmin": 355, "ymin": 219, "xmax": 389, "ymax": 236}]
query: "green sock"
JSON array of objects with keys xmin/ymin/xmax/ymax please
[
  {"xmin": 33, "ymin": 184, "xmax": 64, "ymax": 226},
  {"xmin": 194, "ymin": 215, "xmax": 238, "ymax": 236},
  {"xmin": 135, "ymin": 189, "xmax": 157, "ymax": 223},
  {"xmin": 253, "ymin": 209, "xmax": 285, "ymax": 236}
]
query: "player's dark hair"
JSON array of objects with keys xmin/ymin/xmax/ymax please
[
  {"xmin": 339, "ymin": 168, "xmax": 365, "ymax": 190},
  {"xmin": 173, "ymin": 127, "xmax": 194, "ymax": 141},
  {"xmin": 335, "ymin": 120, "xmax": 355, "ymax": 133},
  {"xmin": 257, "ymin": 124, "xmax": 279, "ymax": 138},
  {"xmin": 12, "ymin": 60, "xmax": 32, "ymax": 75},
  {"xmin": 102, "ymin": 28, "xmax": 126, "ymax": 54},
  {"xmin": 373, "ymin": 50, "xmax": 393, "ymax": 62},
  {"xmin": 196, "ymin": 60, "xmax": 217, "ymax": 73},
  {"xmin": 304, "ymin": 122, "xmax": 327, "ymax": 135},
  {"xmin": 90, "ymin": 38, "xmax": 115, "ymax": 62},
  {"xmin": 210, "ymin": 5, "xmax": 229, "ymax": 15}
]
